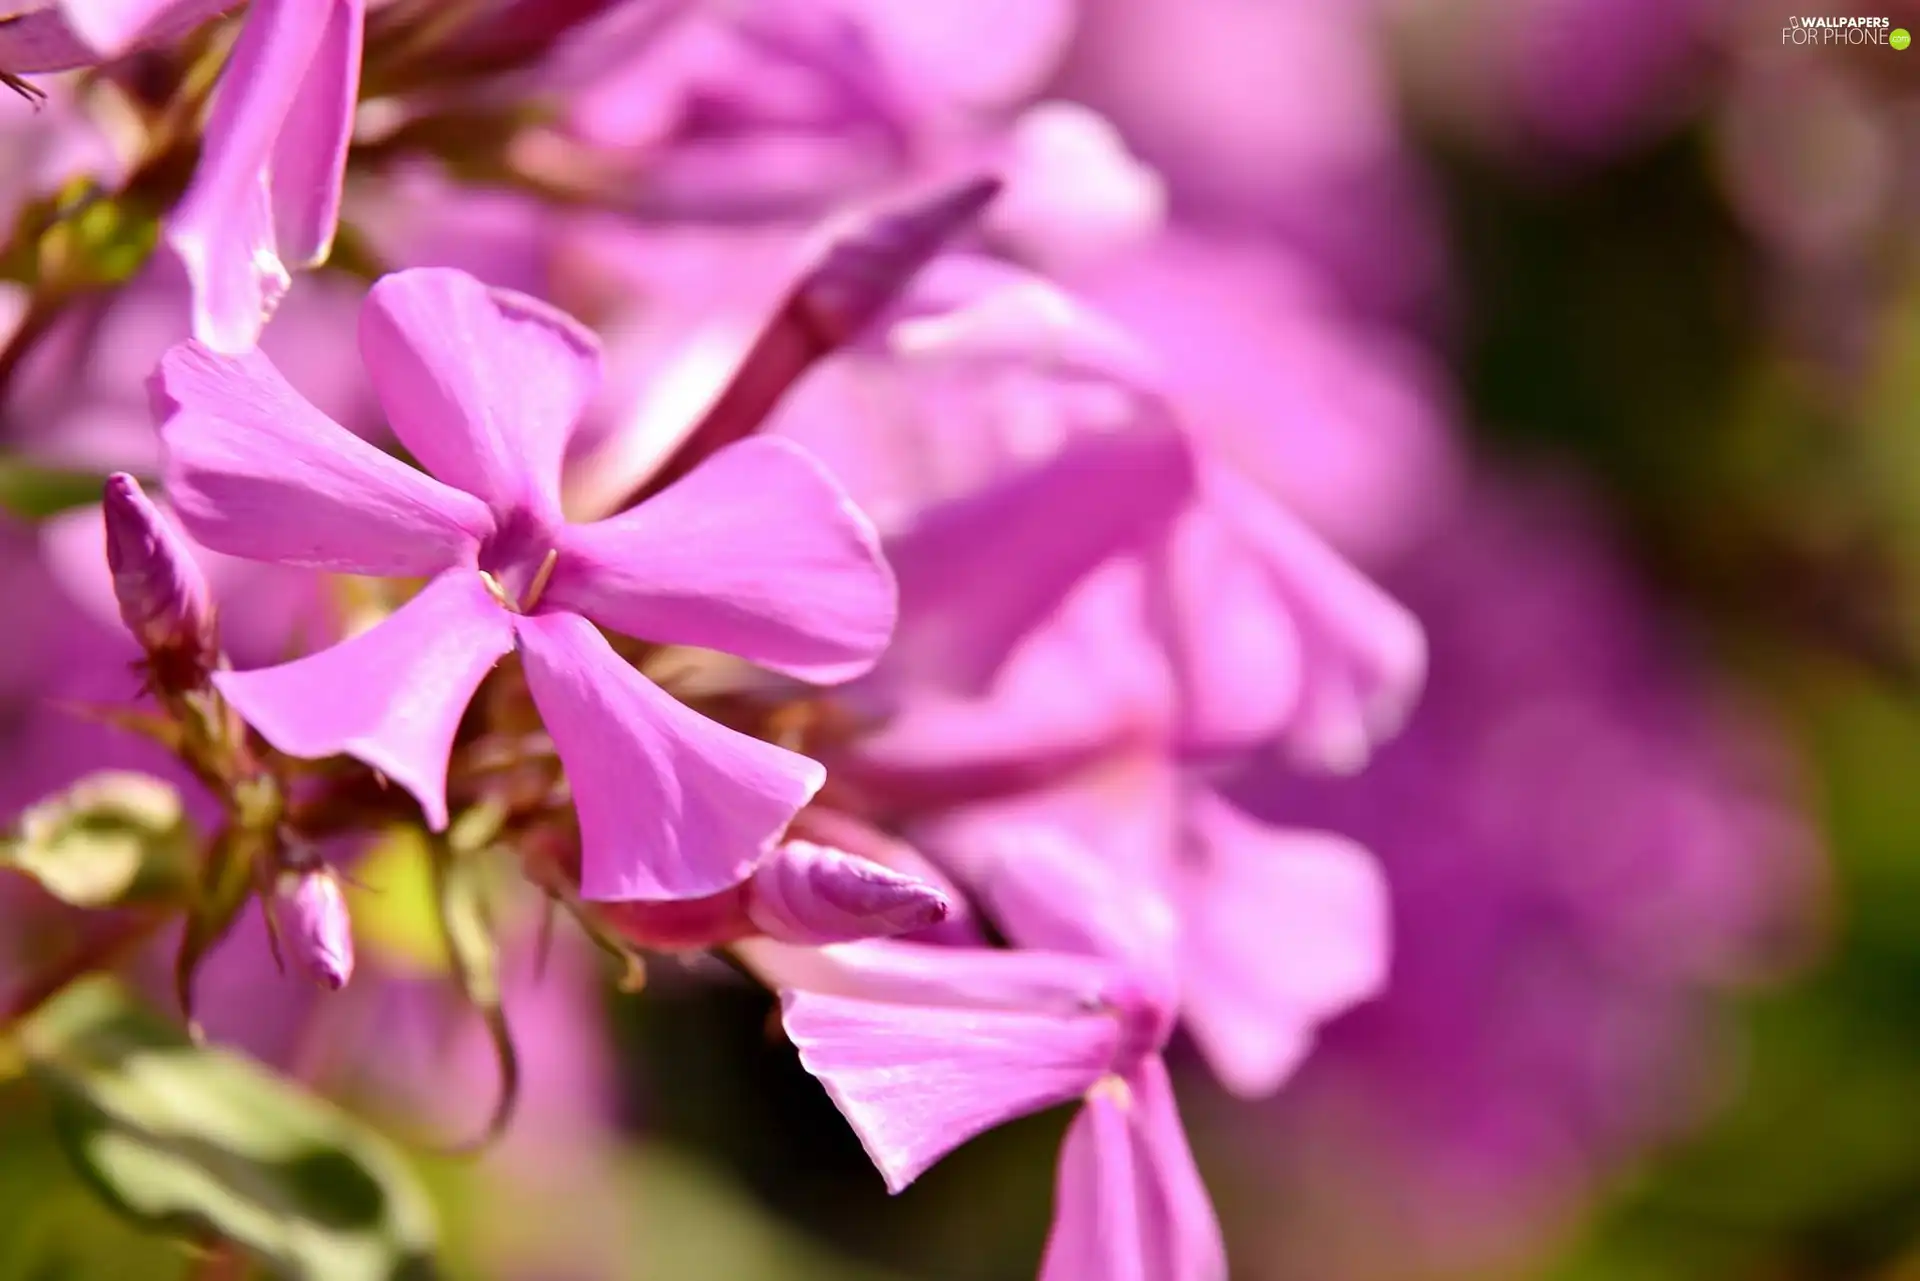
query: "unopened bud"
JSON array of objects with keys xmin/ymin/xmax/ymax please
[
  {"xmin": 801, "ymin": 174, "xmax": 1003, "ymax": 344},
  {"xmin": 102, "ymin": 473, "xmax": 216, "ymax": 684},
  {"xmin": 272, "ymin": 868, "xmax": 354, "ymax": 990},
  {"xmin": 745, "ymin": 841, "xmax": 951, "ymax": 946},
  {"xmin": 607, "ymin": 174, "xmax": 1001, "ymax": 510}
]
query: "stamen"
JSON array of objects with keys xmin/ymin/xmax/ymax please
[
  {"xmin": 3, "ymin": 73, "xmax": 47, "ymax": 109},
  {"xmin": 479, "ymin": 570, "xmax": 513, "ymax": 610},
  {"xmin": 1087, "ymin": 1075, "xmax": 1134, "ymax": 1112},
  {"xmin": 521, "ymin": 549, "xmax": 559, "ymax": 613}
]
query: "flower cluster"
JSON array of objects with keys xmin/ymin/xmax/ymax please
[
  {"xmin": 0, "ymin": 4, "xmax": 1422, "ymax": 1277},
  {"xmin": 0, "ymin": 2, "xmax": 1820, "ymax": 1279}
]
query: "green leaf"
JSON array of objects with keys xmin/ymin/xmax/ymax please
[
  {"xmin": 18, "ymin": 977, "xmax": 440, "ymax": 1281},
  {"xmin": 4, "ymin": 772, "xmax": 196, "ymax": 909},
  {"xmin": 0, "ymin": 1086, "xmax": 193, "ymax": 1281},
  {"xmin": 0, "ymin": 457, "xmax": 137, "ymax": 522},
  {"xmin": 24, "ymin": 181, "xmax": 162, "ymax": 291}
]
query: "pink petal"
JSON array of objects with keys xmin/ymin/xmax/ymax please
[
  {"xmin": 0, "ymin": 9, "xmax": 97, "ymax": 72},
  {"xmin": 514, "ymin": 610, "xmax": 822, "ymax": 900},
  {"xmin": 1207, "ymin": 463, "xmax": 1426, "ymax": 772},
  {"xmin": 1041, "ymin": 1088, "xmax": 1145, "ymax": 1281},
  {"xmin": 836, "ymin": 0, "xmax": 1074, "ymax": 108},
  {"xmin": 988, "ymin": 102, "xmax": 1166, "ymax": 271},
  {"xmin": 360, "ymin": 269, "xmax": 601, "ymax": 521},
  {"xmin": 1149, "ymin": 506, "xmax": 1302, "ymax": 752},
  {"xmin": 1179, "ymin": 790, "xmax": 1390, "ymax": 1098},
  {"xmin": 881, "ymin": 419, "xmax": 1197, "ymax": 697},
  {"xmin": 1126, "ymin": 1058, "xmax": 1228, "ymax": 1281},
  {"xmin": 1041, "ymin": 1062, "xmax": 1225, "ymax": 1281},
  {"xmin": 915, "ymin": 770, "xmax": 1182, "ymax": 979},
  {"xmin": 213, "ymin": 572, "xmax": 514, "ymax": 831},
  {"xmin": 544, "ymin": 437, "xmax": 896, "ymax": 684},
  {"xmin": 268, "ymin": 0, "xmax": 362, "ymax": 269},
  {"xmin": 782, "ymin": 989, "xmax": 1119, "ymax": 1192},
  {"xmin": 738, "ymin": 938, "xmax": 1124, "ymax": 1018},
  {"xmin": 976, "ymin": 828, "xmax": 1180, "ymax": 982},
  {"xmin": 744, "ymin": 840, "xmax": 950, "ymax": 945},
  {"xmin": 154, "ymin": 341, "xmax": 495, "ymax": 575},
  {"xmin": 166, "ymin": 0, "xmax": 350, "ymax": 352},
  {"xmin": 883, "ymin": 255, "xmax": 1164, "ymax": 391},
  {"xmin": 839, "ymin": 560, "xmax": 1169, "ymax": 810}
]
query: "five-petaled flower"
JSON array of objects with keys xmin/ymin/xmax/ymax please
[
  {"xmin": 151, "ymin": 267, "xmax": 898, "ymax": 901},
  {"xmin": 748, "ymin": 937, "xmax": 1227, "ymax": 1281}
]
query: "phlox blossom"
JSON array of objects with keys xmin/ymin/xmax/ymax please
[{"xmin": 152, "ymin": 266, "xmax": 897, "ymax": 901}]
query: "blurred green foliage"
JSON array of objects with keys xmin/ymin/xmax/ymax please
[
  {"xmin": 1441, "ymin": 111, "xmax": 1920, "ymax": 1281},
  {"xmin": 0, "ymin": 459, "xmax": 130, "ymax": 522},
  {"xmin": 18, "ymin": 978, "xmax": 438, "ymax": 1281}
]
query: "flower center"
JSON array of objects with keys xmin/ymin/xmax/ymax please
[
  {"xmin": 480, "ymin": 549, "xmax": 557, "ymax": 614},
  {"xmin": 478, "ymin": 509, "xmax": 560, "ymax": 614}
]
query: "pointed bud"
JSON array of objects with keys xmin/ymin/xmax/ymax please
[
  {"xmin": 619, "ymin": 174, "xmax": 1003, "ymax": 507},
  {"xmin": 101, "ymin": 473, "xmax": 217, "ymax": 686},
  {"xmin": 272, "ymin": 868, "xmax": 354, "ymax": 991},
  {"xmin": 799, "ymin": 174, "xmax": 1004, "ymax": 345},
  {"xmin": 745, "ymin": 841, "xmax": 952, "ymax": 946}
]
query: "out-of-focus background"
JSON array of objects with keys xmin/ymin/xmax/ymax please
[{"xmin": 8, "ymin": 0, "xmax": 1920, "ymax": 1277}]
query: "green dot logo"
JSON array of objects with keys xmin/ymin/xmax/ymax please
[{"xmin": 1894, "ymin": 27, "xmax": 1911, "ymax": 49}]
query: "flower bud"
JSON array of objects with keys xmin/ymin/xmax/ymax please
[
  {"xmin": 801, "ymin": 174, "xmax": 1003, "ymax": 345},
  {"xmin": 101, "ymin": 473, "xmax": 217, "ymax": 685},
  {"xmin": 272, "ymin": 868, "xmax": 354, "ymax": 991},
  {"xmin": 745, "ymin": 840, "xmax": 951, "ymax": 946}
]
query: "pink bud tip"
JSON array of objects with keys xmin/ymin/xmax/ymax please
[
  {"xmin": 746, "ymin": 841, "xmax": 952, "ymax": 946},
  {"xmin": 101, "ymin": 473, "xmax": 216, "ymax": 679},
  {"xmin": 273, "ymin": 868, "xmax": 355, "ymax": 991},
  {"xmin": 800, "ymin": 173, "xmax": 1003, "ymax": 344}
]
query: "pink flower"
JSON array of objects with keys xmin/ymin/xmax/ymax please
[
  {"xmin": 166, "ymin": 0, "xmax": 365, "ymax": 352},
  {"xmin": 745, "ymin": 938, "xmax": 1226, "ymax": 1281},
  {"xmin": 917, "ymin": 765, "xmax": 1391, "ymax": 1099},
  {"xmin": 789, "ymin": 258, "xmax": 1426, "ymax": 772},
  {"xmin": 152, "ymin": 266, "xmax": 898, "ymax": 901}
]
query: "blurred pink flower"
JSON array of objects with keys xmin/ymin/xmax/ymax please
[
  {"xmin": 1221, "ymin": 477, "xmax": 1819, "ymax": 1271},
  {"xmin": 1069, "ymin": 233, "xmax": 1459, "ymax": 563},
  {"xmin": 549, "ymin": 0, "xmax": 1158, "ymax": 268},
  {"xmin": 1058, "ymin": 0, "xmax": 1444, "ymax": 317}
]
